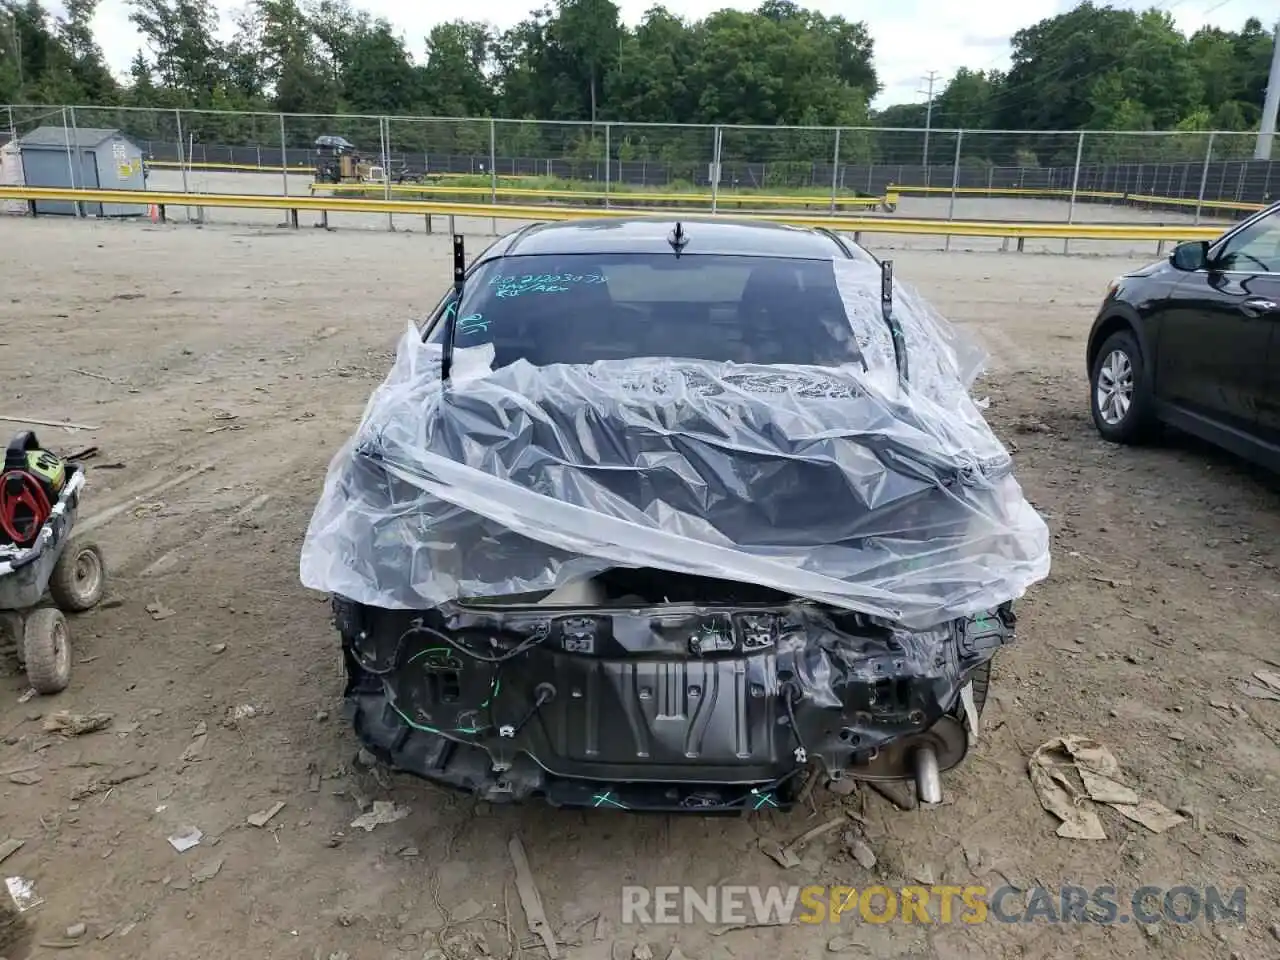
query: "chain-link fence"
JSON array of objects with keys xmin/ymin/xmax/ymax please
[{"xmin": 3, "ymin": 104, "xmax": 1277, "ymax": 222}]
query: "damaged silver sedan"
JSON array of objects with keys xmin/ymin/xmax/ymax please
[{"xmin": 300, "ymin": 218, "xmax": 1050, "ymax": 813}]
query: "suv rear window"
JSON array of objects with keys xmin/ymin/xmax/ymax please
[{"xmin": 429, "ymin": 253, "xmax": 863, "ymax": 368}]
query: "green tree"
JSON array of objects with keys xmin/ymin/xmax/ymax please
[
  {"xmin": 223, "ymin": 6, "xmax": 267, "ymax": 103},
  {"xmin": 253, "ymin": 0, "xmax": 336, "ymax": 115},
  {"xmin": 0, "ymin": 0, "xmax": 124, "ymax": 105},
  {"xmin": 128, "ymin": 0, "xmax": 224, "ymax": 104},
  {"xmin": 552, "ymin": 0, "xmax": 623, "ymax": 124},
  {"xmin": 1, "ymin": 0, "xmax": 1272, "ymax": 165},
  {"xmin": 421, "ymin": 21, "xmax": 496, "ymax": 117},
  {"xmin": 59, "ymin": 0, "xmax": 117, "ymax": 101},
  {"xmin": 493, "ymin": 8, "xmax": 557, "ymax": 119},
  {"xmin": 687, "ymin": 7, "xmax": 875, "ymax": 126},
  {"xmin": 934, "ymin": 68, "xmax": 1000, "ymax": 130},
  {"xmin": 341, "ymin": 20, "xmax": 416, "ymax": 114},
  {"xmin": 604, "ymin": 7, "xmax": 697, "ymax": 124}
]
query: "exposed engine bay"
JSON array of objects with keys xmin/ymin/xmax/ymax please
[
  {"xmin": 335, "ymin": 566, "xmax": 1014, "ymax": 811},
  {"xmin": 301, "ymin": 251, "xmax": 1050, "ymax": 812}
]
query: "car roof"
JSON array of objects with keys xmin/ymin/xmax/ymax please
[{"xmin": 487, "ymin": 217, "xmax": 860, "ymax": 261}]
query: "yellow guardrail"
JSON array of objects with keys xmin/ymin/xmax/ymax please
[
  {"xmin": 308, "ymin": 180, "xmax": 897, "ymax": 209},
  {"xmin": 147, "ymin": 160, "xmax": 314, "ymax": 173},
  {"xmin": 312, "ymin": 178, "xmax": 1258, "ymax": 215},
  {"xmin": 142, "ymin": 160, "xmax": 1263, "ymax": 215},
  {"xmin": 0, "ymin": 185, "xmax": 1226, "ymax": 242},
  {"xmin": 899, "ymin": 183, "xmax": 1120, "ymax": 199},
  {"xmin": 1123, "ymin": 192, "xmax": 1266, "ymax": 213},
  {"xmin": 890, "ymin": 183, "xmax": 1264, "ymax": 213}
]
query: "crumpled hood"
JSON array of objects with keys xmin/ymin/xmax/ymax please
[{"xmin": 299, "ymin": 259, "xmax": 1051, "ymax": 629}]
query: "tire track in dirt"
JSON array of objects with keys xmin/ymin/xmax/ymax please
[{"xmin": 81, "ymin": 411, "xmax": 364, "ymax": 579}]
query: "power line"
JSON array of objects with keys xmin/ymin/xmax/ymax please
[
  {"xmin": 918, "ymin": 69, "xmax": 942, "ymax": 164},
  {"xmin": 1256, "ymin": 18, "xmax": 1279, "ymax": 159},
  {"xmin": 913, "ymin": 10, "xmax": 1102, "ymax": 131}
]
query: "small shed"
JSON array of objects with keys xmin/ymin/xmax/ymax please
[{"xmin": 17, "ymin": 126, "xmax": 147, "ymax": 218}]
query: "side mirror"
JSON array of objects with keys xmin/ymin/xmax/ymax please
[{"xmin": 1170, "ymin": 240, "xmax": 1209, "ymax": 272}]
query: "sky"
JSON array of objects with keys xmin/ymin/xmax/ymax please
[{"xmin": 81, "ymin": 0, "xmax": 1277, "ymax": 109}]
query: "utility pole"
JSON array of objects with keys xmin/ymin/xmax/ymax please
[
  {"xmin": 920, "ymin": 70, "xmax": 942, "ymax": 170},
  {"xmin": 1256, "ymin": 20, "xmax": 1280, "ymax": 161},
  {"xmin": 10, "ymin": 14, "xmax": 22, "ymax": 89}
]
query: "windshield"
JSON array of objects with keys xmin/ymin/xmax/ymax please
[{"xmin": 428, "ymin": 253, "xmax": 864, "ymax": 368}]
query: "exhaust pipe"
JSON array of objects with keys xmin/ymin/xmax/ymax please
[{"xmin": 913, "ymin": 745, "xmax": 942, "ymax": 804}]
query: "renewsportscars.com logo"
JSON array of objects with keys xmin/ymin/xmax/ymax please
[{"xmin": 621, "ymin": 884, "xmax": 1247, "ymax": 926}]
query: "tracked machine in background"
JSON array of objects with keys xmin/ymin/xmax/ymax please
[
  {"xmin": 312, "ymin": 134, "xmax": 452, "ymax": 188},
  {"xmin": 313, "ymin": 134, "xmax": 386, "ymax": 184}
]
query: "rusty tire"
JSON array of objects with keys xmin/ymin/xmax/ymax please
[
  {"xmin": 23, "ymin": 607, "xmax": 71, "ymax": 695},
  {"xmin": 49, "ymin": 539, "xmax": 106, "ymax": 613}
]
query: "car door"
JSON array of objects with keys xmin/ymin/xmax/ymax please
[
  {"xmin": 1252, "ymin": 271, "xmax": 1280, "ymax": 443},
  {"xmin": 1156, "ymin": 206, "xmax": 1280, "ymax": 436}
]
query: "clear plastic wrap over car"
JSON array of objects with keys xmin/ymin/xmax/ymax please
[{"xmin": 301, "ymin": 258, "xmax": 1049, "ymax": 629}]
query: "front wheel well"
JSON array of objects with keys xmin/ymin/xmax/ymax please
[{"xmin": 1087, "ymin": 315, "xmax": 1140, "ymax": 374}]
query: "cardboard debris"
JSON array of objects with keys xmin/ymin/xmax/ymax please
[
  {"xmin": 43, "ymin": 711, "xmax": 112, "ymax": 736},
  {"xmin": 1028, "ymin": 739, "xmax": 1106, "ymax": 840},
  {"xmin": 1237, "ymin": 670, "xmax": 1280, "ymax": 701},
  {"xmin": 226, "ymin": 704, "xmax": 258, "ymax": 724},
  {"xmin": 247, "ymin": 802, "xmax": 285, "ymax": 828},
  {"xmin": 1237, "ymin": 683, "xmax": 1280, "ymax": 702},
  {"xmin": 1253, "ymin": 669, "xmax": 1280, "ymax": 691},
  {"xmin": 69, "ymin": 761, "xmax": 156, "ymax": 800},
  {"xmin": 191, "ymin": 856, "xmax": 224, "ymax": 883},
  {"xmin": 510, "ymin": 835, "xmax": 558, "ymax": 959},
  {"xmin": 1028, "ymin": 735, "xmax": 1186, "ymax": 840},
  {"xmin": 4, "ymin": 876, "xmax": 42, "ymax": 911},
  {"xmin": 168, "ymin": 826, "xmax": 203, "ymax": 853},
  {"xmin": 0, "ymin": 839, "xmax": 24, "ymax": 865},
  {"xmin": 181, "ymin": 734, "xmax": 208, "ymax": 762},
  {"xmin": 761, "ymin": 843, "xmax": 801, "ymax": 869},
  {"xmin": 1111, "ymin": 798, "xmax": 1188, "ymax": 834},
  {"xmin": 349, "ymin": 801, "xmax": 409, "ymax": 832},
  {"xmin": 847, "ymin": 836, "xmax": 877, "ymax": 870},
  {"xmin": 786, "ymin": 816, "xmax": 846, "ymax": 852},
  {"xmin": 146, "ymin": 601, "xmax": 176, "ymax": 620}
]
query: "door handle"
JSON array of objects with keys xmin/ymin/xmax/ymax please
[{"xmin": 1240, "ymin": 298, "xmax": 1279, "ymax": 318}]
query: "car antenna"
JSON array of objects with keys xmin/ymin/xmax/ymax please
[
  {"xmin": 441, "ymin": 233, "xmax": 465, "ymax": 384},
  {"xmin": 668, "ymin": 221, "xmax": 688, "ymax": 256},
  {"xmin": 880, "ymin": 258, "xmax": 909, "ymax": 383}
]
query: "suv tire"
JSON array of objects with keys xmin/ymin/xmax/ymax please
[{"xmin": 1090, "ymin": 329, "xmax": 1156, "ymax": 443}]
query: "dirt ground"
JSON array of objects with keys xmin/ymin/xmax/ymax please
[{"xmin": 1, "ymin": 217, "xmax": 1278, "ymax": 960}]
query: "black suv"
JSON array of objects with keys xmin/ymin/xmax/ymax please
[{"xmin": 1087, "ymin": 201, "xmax": 1280, "ymax": 469}]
